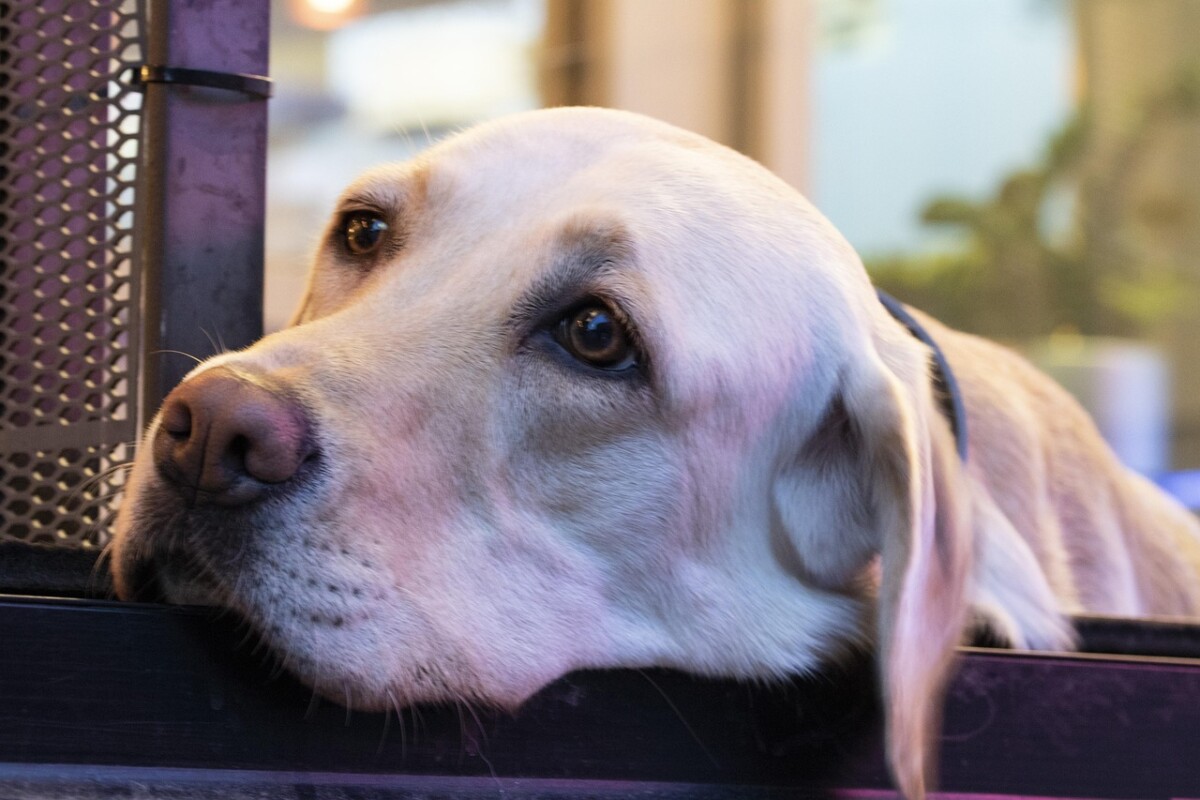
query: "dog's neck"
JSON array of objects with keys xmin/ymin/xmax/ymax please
[{"xmin": 876, "ymin": 290, "xmax": 969, "ymax": 461}]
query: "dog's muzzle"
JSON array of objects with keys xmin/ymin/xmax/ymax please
[{"xmin": 121, "ymin": 366, "xmax": 320, "ymax": 603}]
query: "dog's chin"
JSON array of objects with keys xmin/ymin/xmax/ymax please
[
  {"xmin": 294, "ymin": 667, "xmax": 523, "ymax": 715},
  {"xmin": 132, "ymin": 558, "xmax": 543, "ymax": 715},
  {"xmin": 114, "ymin": 530, "xmax": 223, "ymax": 606},
  {"xmin": 116, "ymin": 490, "xmax": 588, "ymax": 717},
  {"xmin": 152, "ymin": 561, "xmax": 229, "ymax": 607},
  {"xmin": 256, "ymin": 621, "xmax": 541, "ymax": 716}
]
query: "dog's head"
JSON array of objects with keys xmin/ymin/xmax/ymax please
[{"xmin": 113, "ymin": 107, "xmax": 970, "ymax": 798}]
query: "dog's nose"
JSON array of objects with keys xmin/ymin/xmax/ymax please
[{"xmin": 153, "ymin": 366, "xmax": 314, "ymax": 506}]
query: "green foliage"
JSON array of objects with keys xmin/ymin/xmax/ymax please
[{"xmin": 868, "ymin": 66, "xmax": 1200, "ymax": 340}]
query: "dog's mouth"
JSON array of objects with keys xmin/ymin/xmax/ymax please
[
  {"xmin": 121, "ymin": 537, "xmax": 410, "ymax": 712},
  {"xmin": 118, "ymin": 442, "xmax": 331, "ymax": 602},
  {"xmin": 123, "ymin": 554, "xmax": 170, "ymax": 604},
  {"xmin": 123, "ymin": 542, "xmax": 230, "ymax": 607}
]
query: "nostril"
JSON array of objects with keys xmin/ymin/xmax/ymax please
[
  {"xmin": 228, "ymin": 433, "xmax": 251, "ymax": 461},
  {"xmin": 160, "ymin": 397, "xmax": 193, "ymax": 440}
]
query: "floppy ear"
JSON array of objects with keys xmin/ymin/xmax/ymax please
[
  {"xmin": 850, "ymin": 339, "xmax": 971, "ymax": 800},
  {"xmin": 774, "ymin": 329, "xmax": 971, "ymax": 800}
]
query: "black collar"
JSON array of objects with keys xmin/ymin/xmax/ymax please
[{"xmin": 876, "ymin": 290, "xmax": 969, "ymax": 461}]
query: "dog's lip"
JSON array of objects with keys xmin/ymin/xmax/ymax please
[
  {"xmin": 122, "ymin": 548, "xmax": 227, "ymax": 606},
  {"xmin": 118, "ymin": 449, "xmax": 329, "ymax": 606},
  {"xmin": 123, "ymin": 555, "xmax": 169, "ymax": 603}
]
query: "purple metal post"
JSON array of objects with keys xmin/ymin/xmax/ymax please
[{"xmin": 137, "ymin": 0, "xmax": 269, "ymax": 417}]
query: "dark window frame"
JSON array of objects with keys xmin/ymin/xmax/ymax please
[{"xmin": 2, "ymin": 595, "xmax": 1200, "ymax": 799}]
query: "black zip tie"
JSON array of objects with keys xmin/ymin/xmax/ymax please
[{"xmin": 130, "ymin": 65, "xmax": 273, "ymax": 99}]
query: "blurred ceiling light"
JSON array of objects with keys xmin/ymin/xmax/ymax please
[
  {"xmin": 327, "ymin": 1, "xmax": 542, "ymax": 132},
  {"xmin": 289, "ymin": 0, "xmax": 364, "ymax": 30},
  {"xmin": 309, "ymin": 0, "xmax": 356, "ymax": 11}
]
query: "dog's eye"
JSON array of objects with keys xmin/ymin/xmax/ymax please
[
  {"xmin": 555, "ymin": 303, "xmax": 638, "ymax": 370},
  {"xmin": 341, "ymin": 211, "xmax": 389, "ymax": 256}
]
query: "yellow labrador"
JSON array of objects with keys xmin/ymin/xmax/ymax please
[{"xmin": 112, "ymin": 107, "xmax": 1200, "ymax": 799}]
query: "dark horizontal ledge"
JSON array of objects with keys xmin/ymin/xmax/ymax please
[
  {"xmin": 0, "ymin": 763, "xmax": 827, "ymax": 800},
  {"xmin": 2, "ymin": 595, "xmax": 1199, "ymax": 799}
]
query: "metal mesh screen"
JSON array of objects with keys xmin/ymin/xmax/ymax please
[{"xmin": 0, "ymin": 0, "xmax": 145, "ymax": 548}]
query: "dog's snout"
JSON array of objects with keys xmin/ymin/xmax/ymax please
[{"xmin": 153, "ymin": 366, "xmax": 314, "ymax": 506}]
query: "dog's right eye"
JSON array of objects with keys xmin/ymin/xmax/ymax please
[{"xmin": 341, "ymin": 211, "xmax": 389, "ymax": 256}]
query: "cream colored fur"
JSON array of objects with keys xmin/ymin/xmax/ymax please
[{"xmin": 112, "ymin": 107, "xmax": 1200, "ymax": 800}]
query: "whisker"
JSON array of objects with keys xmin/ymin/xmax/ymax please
[
  {"xmin": 305, "ymin": 689, "xmax": 322, "ymax": 720},
  {"xmin": 79, "ymin": 455, "xmax": 136, "ymax": 490},
  {"xmin": 88, "ymin": 541, "xmax": 116, "ymax": 597},
  {"xmin": 478, "ymin": 750, "xmax": 501, "ymax": 791},
  {"xmin": 61, "ymin": 448, "xmax": 136, "ymax": 550},
  {"xmin": 462, "ymin": 696, "xmax": 490, "ymax": 753},
  {"xmin": 235, "ymin": 620, "xmax": 262, "ymax": 652},
  {"xmin": 638, "ymin": 670, "xmax": 721, "ymax": 769},
  {"xmin": 376, "ymin": 696, "xmax": 393, "ymax": 755},
  {"xmin": 392, "ymin": 123, "xmax": 416, "ymax": 155},
  {"xmin": 199, "ymin": 327, "xmax": 225, "ymax": 357},
  {"xmin": 387, "ymin": 689, "xmax": 407, "ymax": 760},
  {"xmin": 150, "ymin": 349, "xmax": 204, "ymax": 365},
  {"xmin": 62, "ymin": 457, "xmax": 133, "ymax": 513},
  {"xmin": 454, "ymin": 699, "xmax": 467, "ymax": 766},
  {"xmin": 261, "ymin": 645, "xmax": 290, "ymax": 683},
  {"xmin": 409, "ymin": 699, "xmax": 426, "ymax": 745}
]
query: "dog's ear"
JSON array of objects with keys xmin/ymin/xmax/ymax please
[
  {"xmin": 854, "ymin": 341, "xmax": 971, "ymax": 800},
  {"xmin": 774, "ymin": 329, "xmax": 971, "ymax": 800}
]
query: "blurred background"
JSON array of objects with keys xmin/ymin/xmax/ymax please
[{"xmin": 267, "ymin": 0, "xmax": 1200, "ymax": 479}]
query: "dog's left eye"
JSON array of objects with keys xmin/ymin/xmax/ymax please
[
  {"xmin": 341, "ymin": 211, "xmax": 389, "ymax": 256},
  {"xmin": 554, "ymin": 303, "xmax": 638, "ymax": 371}
]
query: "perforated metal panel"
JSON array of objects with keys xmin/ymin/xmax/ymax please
[{"xmin": 0, "ymin": 0, "xmax": 145, "ymax": 547}]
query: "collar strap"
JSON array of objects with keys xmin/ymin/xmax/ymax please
[{"xmin": 876, "ymin": 290, "xmax": 969, "ymax": 461}]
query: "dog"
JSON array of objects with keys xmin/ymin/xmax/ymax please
[{"xmin": 112, "ymin": 107, "xmax": 1200, "ymax": 799}]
